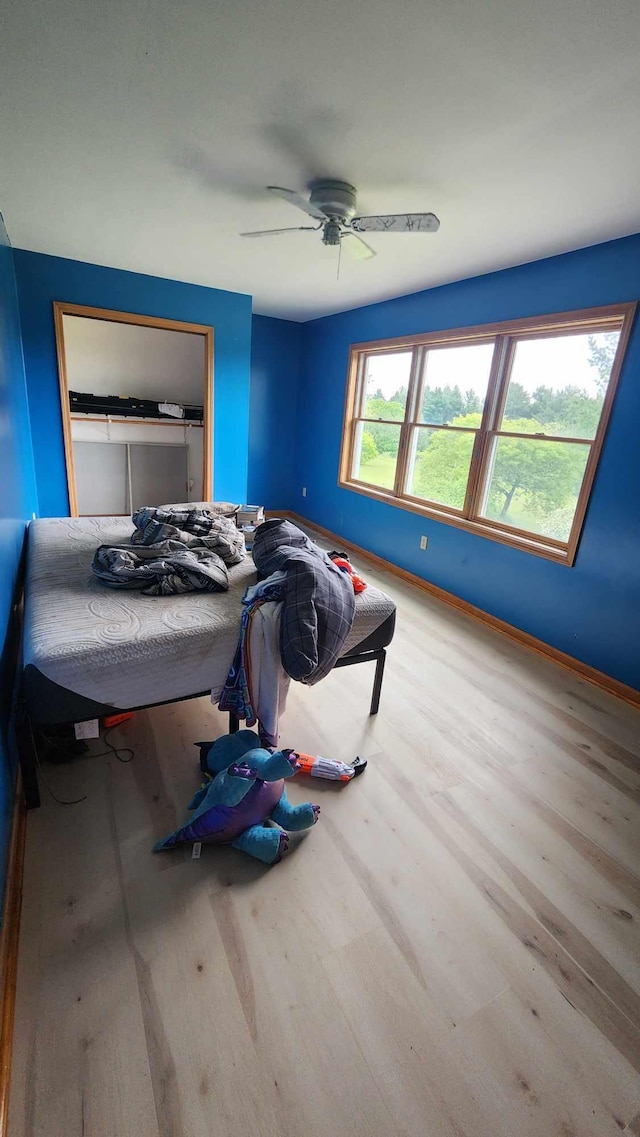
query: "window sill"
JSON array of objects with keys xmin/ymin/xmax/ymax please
[{"xmin": 338, "ymin": 478, "xmax": 575, "ymax": 565}]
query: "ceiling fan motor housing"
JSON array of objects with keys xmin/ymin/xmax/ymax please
[
  {"xmin": 322, "ymin": 219, "xmax": 342, "ymax": 246},
  {"xmin": 310, "ymin": 179, "xmax": 357, "ymax": 222}
]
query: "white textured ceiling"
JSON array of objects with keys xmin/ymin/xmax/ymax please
[{"xmin": 2, "ymin": 0, "xmax": 640, "ymax": 321}]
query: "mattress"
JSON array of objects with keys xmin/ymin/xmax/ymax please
[{"xmin": 23, "ymin": 516, "xmax": 395, "ymax": 724}]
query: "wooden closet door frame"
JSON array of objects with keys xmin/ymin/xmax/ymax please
[{"xmin": 53, "ymin": 302, "xmax": 214, "ymax": 517}]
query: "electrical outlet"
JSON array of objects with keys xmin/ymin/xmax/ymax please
[
  {"xmin": 302, "ymin": 486, "xmax": 307, "ymax": 497},
  {"xmin": 420, "ymin": 535, "xmax": 428, "ymax": 550}
]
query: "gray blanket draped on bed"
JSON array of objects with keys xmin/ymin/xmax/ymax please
[{"xmin": 251, "ymin": 519, "xmax": 356, "ymax": 684}]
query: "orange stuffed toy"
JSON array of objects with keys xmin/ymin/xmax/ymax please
[{"xmin": 329, "ymin": 553, "xmax": 367, "ymax": 593}]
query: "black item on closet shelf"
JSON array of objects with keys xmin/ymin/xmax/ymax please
[
  {"xmin": 68, "ymin": 391, "xmax": 204, "ymax": 421},
  {"xmin": 180, "ymin": 404, "xmax": 205, "ymax": 421}
]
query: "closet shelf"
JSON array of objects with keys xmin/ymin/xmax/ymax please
[{"xmin": 70, "ymin": 415, "xmax": 203, "ymax": 427}]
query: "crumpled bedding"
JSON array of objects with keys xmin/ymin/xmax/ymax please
[
  {"xmin": 92, "ymin": 506, "xmax": 245, "ymax": 595},
  {"xmin": 131, "ymin": 505, "xmax": 244, "ymax": 563},
  {"xmin": 91, "ymin": 540, "xmax": 233, "ymax": 595}
]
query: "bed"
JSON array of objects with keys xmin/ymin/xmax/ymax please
[{"xmin": 20, "ymin": 515, "xmax": 396, "ymax": 806}]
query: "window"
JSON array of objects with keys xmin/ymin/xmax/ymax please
[{"xmin": 339, "ymin": 304, "xmax": 636, "ymax": 564}]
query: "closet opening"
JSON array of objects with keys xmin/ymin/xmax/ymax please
[{"xmin": 53, "ymin": 302, "xmax": 213, "ymax": 516}]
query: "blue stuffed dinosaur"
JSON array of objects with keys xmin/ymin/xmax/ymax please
[{"xmin": 153, "ymin": 730, "xmax": 320, "ymax": 865}]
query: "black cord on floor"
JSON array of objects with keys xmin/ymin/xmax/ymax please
[
  {"xmin": 90, "ymin": 725, "xmax": 135, "ymax": 764},
  {"xmin": 34, "ymin": 749, "xmax": 87, "ymax": 805},
  {"xmin": 32, "ymin": 724, "xmax": 135, "ymax": 806}
]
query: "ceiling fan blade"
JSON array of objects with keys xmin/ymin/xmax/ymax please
[
  {"xmin": 351, "ymin": 212, "xmax": 440, "ymax": 233},
  {"xmin": 342, "ymin": 232, "xmax": 377, "ymax": 261},
  {"xmin": 240, "ymin": 226, "xmax": 320, "ymax": 238},
  {"xmin": 267, "ymin": 186, "xmax": 328, "ymax": 221}
]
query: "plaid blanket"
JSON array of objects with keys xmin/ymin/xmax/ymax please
[
  {"xmin": 252, "ymin": 519, "xmax": 355, "ymax": 685},
  {"xmin": 131, "ymin": 506, "xmax": 244, "ymax": 564},
  {"xmin": 92, "ymin": 541, "xmax": 230, "ymax": 596}
]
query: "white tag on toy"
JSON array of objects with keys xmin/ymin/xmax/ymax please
[
  {"xmin": 192, "ymin": 842, "xmax": 202, "ymax": 859},
  {"xmin": 74, "ymin": 719, "xmax": 100, "ymax": 740}
]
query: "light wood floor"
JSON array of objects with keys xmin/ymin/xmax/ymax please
[{"xmin": 9, "ymin": 551, "xmax": 640, "ymax": 1136}]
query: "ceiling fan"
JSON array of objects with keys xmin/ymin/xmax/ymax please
[{"xmin": 240, "ymin": 180, "xmax": 440, "ymax": 260}]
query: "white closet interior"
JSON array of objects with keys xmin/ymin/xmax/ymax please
[{"xmin": 61, "ymin": 313, "xmax": 210, "ymax": 515}]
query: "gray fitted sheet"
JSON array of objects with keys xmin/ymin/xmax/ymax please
[{"xmin": 23, "ymin": 516, "xmax": 395, "ymax": 717}]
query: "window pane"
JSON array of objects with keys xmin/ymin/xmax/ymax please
[
  {"xmin": 420, "ymin": 343, "xmax": 494, "ymax": 425},
  {"xmin": 407, "ymin": 426, "xmax": 475, "ymax": 511},
  {"xmin": 363, "ymin": 353, "xmax": 411, "ymax": 418},
  {"xmin": 480, "ymin": 436, "xmax": 590, "ymax": 542},
  {"xmin": 352, "ymin": 421, "xmax": 401, "ymax": 489},
  {"xmin": 501, "ymin": 331, "xmax": 620, "ymax": 440}
]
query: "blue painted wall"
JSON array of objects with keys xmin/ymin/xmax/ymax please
[
  {"xmin": 0, "ymin": 215, "xmax": 38, "ymax": 911},
  {"xmin": 12, "ymin": 250, "xmax": 253, "ymax": 516},
  {"xmin": 248, "ymin": 315, "xmax": 302, "ymax": 509},
  {"xmin": 296, "ymin": 233, "xmax": 640, "ymax": 691},
  {"xmin": 7, "ymin": 233, "xmax": 640, "ymax": 690}
]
